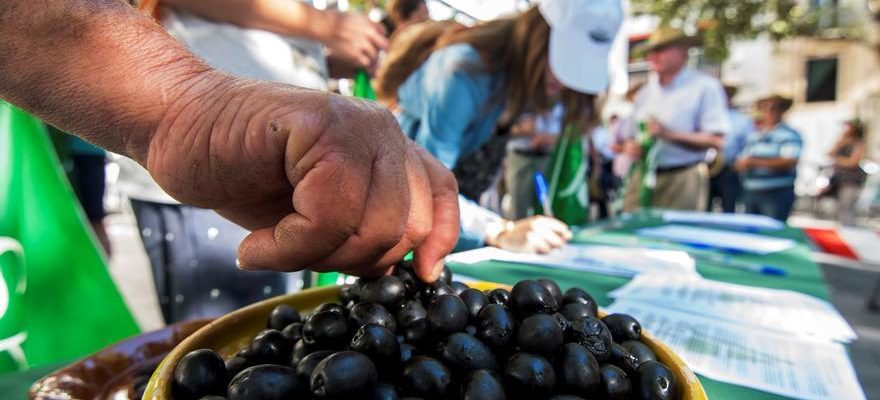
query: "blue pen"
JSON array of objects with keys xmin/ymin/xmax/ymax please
[
  {"xmin": 690, "ymin": 252, "xmax": 787, "ymax": 276},
  {"xmin": 533, "ymin": 172, "xmax": 554, "ymax": 218}
]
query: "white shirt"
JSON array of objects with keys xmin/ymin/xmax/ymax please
[{"xmin": 631, "ymin": 68, "xmax": 731, "ymax": 168}]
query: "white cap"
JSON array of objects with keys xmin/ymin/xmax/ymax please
[{"xmin": 538, "ymin": 0, "xmax": 623, "ymax": 94}]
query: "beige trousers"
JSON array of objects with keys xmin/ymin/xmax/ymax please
[{"xmin": 623, "ymin": 163, "xmax": 709, "ymax": 212}]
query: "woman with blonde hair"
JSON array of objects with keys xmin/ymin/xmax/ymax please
[{"xmin": 379, "ymin": 0, "xmax": 623, "ymax": 252}]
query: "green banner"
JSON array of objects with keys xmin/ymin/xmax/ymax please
[
  {"xmin": 542, "ymin": 124, "xmax": 589, "ymax": 226},
  {"xmin": 0, "ymin": 102, "xmax": 139, "ymax": 370}
]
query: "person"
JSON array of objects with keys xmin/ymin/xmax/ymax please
[
  {"xmin": 504, "ymin": 104, "xmax": 564, "ymax": 220},
  {"xmin": 112, "ymin": 0, "xmax": 393, "ymax": 323},
  {"xmin": 0, "ymin": 0, "xmax": 458, "ymax": 285},
  {"xmin": 621, "ymin": 27, "xmax": 730, "ymax": 212},
  {"xmin": 735, "ymin": 94, "xmax": 803, "ymax": 221},
  {"xmin": 827, "ymin": 119, "xmax": 867, "ymax": 225},
  {"xmin": 381, "ymin": 0, "xmax": 623, "ymax": 253},
  {"xmin": 63, "ymin": 132, "xmax": 113, "ymax": 256},
  {"xmin": 707, "ymin": 85, "xmax": 754, "ymax": 212},
  {"xmin": 382, "ymin": 0, "xmax": 430, "ymax": 36}
]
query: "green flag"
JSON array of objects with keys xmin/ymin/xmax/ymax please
[
  {"xmin": 0, "ymin": 101, "xmax": 139, "ymax": 370},
  {"xmin": 542, "ymin": 124, "xmax": 589, "ymax": 226},
  {"xmin": 635, "ymin": 120, "xmax": 657, "ymax": 208},
  {"xmin": 353, "ymin": 69, "xmax": 377, "ymax": 100}
]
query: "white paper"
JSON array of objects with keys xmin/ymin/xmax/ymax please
[
  {"xmin": 637, "ymin": 225, "xmax": 797, "ymax": 254},
  {"xmin": 609, "ymin": 274, "xmax": 856, "ymax": 342},
  {"xmin": 446, "ymin": 245, "xmax": 696, "ymax": 278},
  {"xmin": 606, "ymin": 299, "xmax": 866, "ymax": 400},
  {"xmin": 661, "ymin": 210, "xmax": 785, "ymax": 231}
]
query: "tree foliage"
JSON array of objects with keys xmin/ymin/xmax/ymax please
[{"xmin": 630, "ymin": 0, "xmax": 867, "ymax": 61}]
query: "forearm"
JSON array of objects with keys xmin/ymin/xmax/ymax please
[
  {"xmin": 162, "ymin": 0, "xmax": 336, "ymax": 43},
  {"xmin": 662, "ymin": 130, "xmax": 724, "ymax": 150},
  {"xmin": 0, "ymin": 0, "xmax": 214, "ymax": 162},
  {"xmin": 750, "ymin": 157, "xmax": 798, "ymax": 170}
]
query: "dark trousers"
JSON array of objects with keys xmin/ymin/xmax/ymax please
[
  {"xmin": 708, "ymin": 165, "xmax": 742, "ymax": 213},
  {"xmin": 744, "ymin": 186, "xmax": 796, "ymax": 222},
  {"xmin": 130, "ymin": 199, "xmax": 290, "ymax": 324}
]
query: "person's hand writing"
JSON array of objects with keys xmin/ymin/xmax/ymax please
[
  {"xmin": 486, "ymin": 216, "xmax": 572, "ymax": 254},
  {"xmin": 147, "ymin": 73, "xmax": 459, "ymax": 282}
]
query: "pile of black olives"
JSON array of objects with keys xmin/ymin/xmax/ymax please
[{"xmin": 172, "ymin": 263, "xmax": 679, "ymax": 400}]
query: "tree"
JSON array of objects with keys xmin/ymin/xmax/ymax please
[{"xmin": 630, "ymin": 0, "xmax": 871, "ymax": 61}]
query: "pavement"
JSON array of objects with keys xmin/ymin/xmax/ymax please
[{"xmin": 103, "ymin": 207, "xmax": 880, "ymax": 399}]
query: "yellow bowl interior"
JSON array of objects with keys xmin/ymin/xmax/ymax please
[{"xmin": 145, "ymin": 283, "xmax": 706, "ymax": 399}]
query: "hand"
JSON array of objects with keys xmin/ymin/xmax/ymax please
[
  {"xmin": 733, "ymin": 157, "xmax": 752, "ymax": 172},
  {"xmin": 146, "ymin": 73, "xmax": 459, "ymax": 282},
  {"xmin": 511, "ymin": 117, "xmax": 536, "ymax": 136},
  {"xmin": 530, "ymin": 133, "xmax": 558, "ymax": 152},
  {"xmin": 623, "ymin": 140, "xmax": 642, "ymax": 158},
  {"xmin": 647, "ymin": 118, "xmax": 667, "ymax": 138},
  {"xmin": 322, "ymin": 12, "xmax": 388, "ymax": 69},
  {"xmin": 488, "ymin": 216, "xmax": 572, "ymax": 254}
]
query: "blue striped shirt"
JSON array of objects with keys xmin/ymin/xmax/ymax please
[{"xmin": 741, "ymin": 122, "xmax": 803, "ymax": 191}]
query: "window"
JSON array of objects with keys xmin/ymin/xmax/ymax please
[{"xmin": 806, "ymin": 58, "xmax": 838, "ymax": 103}]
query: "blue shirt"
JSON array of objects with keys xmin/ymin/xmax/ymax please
[
  {"xmin": 740, "ymin": 122, "xmax": 803, "ymax": 191},
  {"xmin": 396, "ymin": 43, "xmax": 506, "ymax": 169},
  {"xmin": 631, "ymin": 69, "xmax": 731, "ymax": 168},
  {"xmin": 723, "ymin": 108, "xmax": 754, "ymax": 165}
]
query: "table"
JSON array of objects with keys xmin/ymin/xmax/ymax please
[{"xmin": 448, "ymin": 211, "xmax": 833, "ymax": 400}]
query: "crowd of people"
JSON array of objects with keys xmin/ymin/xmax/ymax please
[{"xmin": 3, "ymin": 0, "xmax": 873, "ymax": 325}]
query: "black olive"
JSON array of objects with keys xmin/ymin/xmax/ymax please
[
  {"xmin": 295, "ymin": 350, "xmax": 335, "ymax": 386},
  {"xmin": 404, "ymin": 318, "xmax": 430, "ymax": 345},
  {"xmin": 400, "ymin": 356, "xmax": 452, "ymax": 399},
  {"xmin": 459, "ymin": 288, "xmax": 489, "ymax": 321},
  {"xmin": 516, "ymin": 314, "xmax": 563, "ymax": 358},
  {"xmin": 371, "ymin": 381, "xmax": 400, "ymax": 400},
  {"xmin": 249, "ymin": 329, "xmax": 293, "ymax": 365},
  {"xmin": 566, "ymin": 317, "xmax": 613, "ymax": 362},
  {"xmin": 561, "ymin": 288, "xmax": 598, "ymax": 315},
  {"xmin": 314, "ymin": 302, "xmax": 346, "ymax": 315},
  {"xmin": 350, "ymin": 324, "xmax": 401, "ymax": 369},
  {"xmin": 439, "ymin": 264, "xmax": 453, "ymax": 284},
  {"xmin": 340, "ymin": 284, "xmax": 358, "ymax": 304},
  {"xmin": 464, "ymin": 325, "xmax": 478, "ymax": 335},
  {"xmin": 536, "ymin": 279, "xmax": 563, "ymax": 305},
  {"xmin": 303, "ymin": 311, "xmax": 350, "ymax": 350},
  {"xmin": 172, "ymin": 349, "xmax": 227, "ymax": 399},
  {"xmin": 197, "ymin": 396, "xmax": 226, "ymax": 400},
  {"xmin": 268, "ymin": 305, "xmax": 301, "ymax": 331},
  {"xmin": 548, "ymin": 395, "xmax": 586, "ymax": 400},
  {"xmin": 437, "ymin": 332, "xmax": 498, "ymax": 373},
  {"xmin": 554, "ymin": 343, "xmax": 601, "ymax": 395},
  {"xmin": 621, "ymin": 340, "xmax": 657, "ymax": 366},
  {"xmin": 426, "ymin": 294, "xmax": 468, "ymax": 336},
  {"xmin": 636, "ymin": 360, "xmax": 678, "ymax": 400},
  {"xmin": 460, "ymin": 369, "xmax": 506, "ymax": 400},
  {"xmin": 559, "ymin": 302, "xmax": 596, "ymax": 321},
  {"xmin": 486, "ymin": 288, "xmax": 511, "ymax": 306},
  {"xmin": 394, "ymin": 267, "xmax": 421, "ymax": 297},
  {"xmin": 502, "ymin": 353, "xmax": 556, "ymax": 398},
  {"xmin": 349, "ymin": 301, "xmax": 397, "ymax": 333},
  {"xmin": 476, "ymin": 304, "xmax": 515, "ymax": 350},
  {"xmin": 450, "ymin": 281, "xmax": 470, "ymax": 296},
  {"xmin": 510, "ymin": 280, "xmax": 558, "ymax": 318},
  {"xmin": 281, "ymin": 322, "xmax": 303, "ymax": 342},
  {"xmin": 290, "ymin": 339, "xmax": 311, "ymax": 365},
  {"xmin": 551, "ymin": 313, "xmax": 570, "ymax": 332},
  {"xmin": 360, "ymin": 276, "xmax": 407, "ymax": 308},
  {"xmin": 224, "ymin": 356, "xmax": 250, "ymax": 382},
  {"xmin": 400, "ymin": 343, "xmax": 418, "ymax": 364},
  {"xmin": 310, "ymin": 351, "xmax": 378, "ymax": 399},
  {"xmin": 396, "ymin": 300, "xmax": 428, "ymax": 328},
  {"xmin": 603, "ymin": 313, "xmax": 642, "ymax": 342},
  {"xmin": 420, "ymin": 281, "xmax": 455, "ymax": 305},
  {"xmin": 228, "ymin": 365, "xmax": 304, "ymax": 400},
  {"xmin": 600, "ymin": 364, "xmax": 631, "ymax": 400},
  {"xmin": 608, "ymin": 342, "xmax": 641, "ymax": 375}
]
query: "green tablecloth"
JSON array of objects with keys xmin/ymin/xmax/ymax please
[{"xmin": 448, "ymin": 211, "xmax": 830, "ymax": 400}]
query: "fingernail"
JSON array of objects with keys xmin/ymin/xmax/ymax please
[
  {"xmin": 428, "ymin": 260, "xmax": 445, "ymax": 282},
  {"xmin": 235, "ymin": 258, "xmax": 254, "ymax": 271}
]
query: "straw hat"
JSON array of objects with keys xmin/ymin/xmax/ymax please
[
  {"xmin": 636, "ymin": 26, "xmax": 701, "ymax": 53},
  {"xmin": 756, "ymin": 94, "xmax": 794, "ymax": 113}
]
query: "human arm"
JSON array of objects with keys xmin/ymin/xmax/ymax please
[
  {"xmin": 458, "ymin": 198, "xmax": 571, "ymax": 254},
  {"xmin": 647, "ymin": 118, "xmax": 725, "ymax": 150},
  {"xmin": 0, "ymin": 0, "xmax": 456, "ymax": 281},
  {"xmin": 832, "ymin": 142, "xmax": 865, "ymax": 169},
  {"xmin": 734, "ymin": 157, "xmax": 798, "ymax": 172},
  {"xmin": 162, "ymin": 0, "xmax": 388, "ymax": 67}
]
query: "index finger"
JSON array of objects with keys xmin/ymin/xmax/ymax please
[{"xmin": 410, "ymin": 145, "xmax": 459, "ymax": 282}]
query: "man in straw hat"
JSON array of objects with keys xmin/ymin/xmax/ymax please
[
  {"xmin": 734, "ymin": 94, "xmax": 802, "ymax": 221},
  {"xmin": 622, "ymin": 27, "xmax": 730, "ymax": 212}
]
